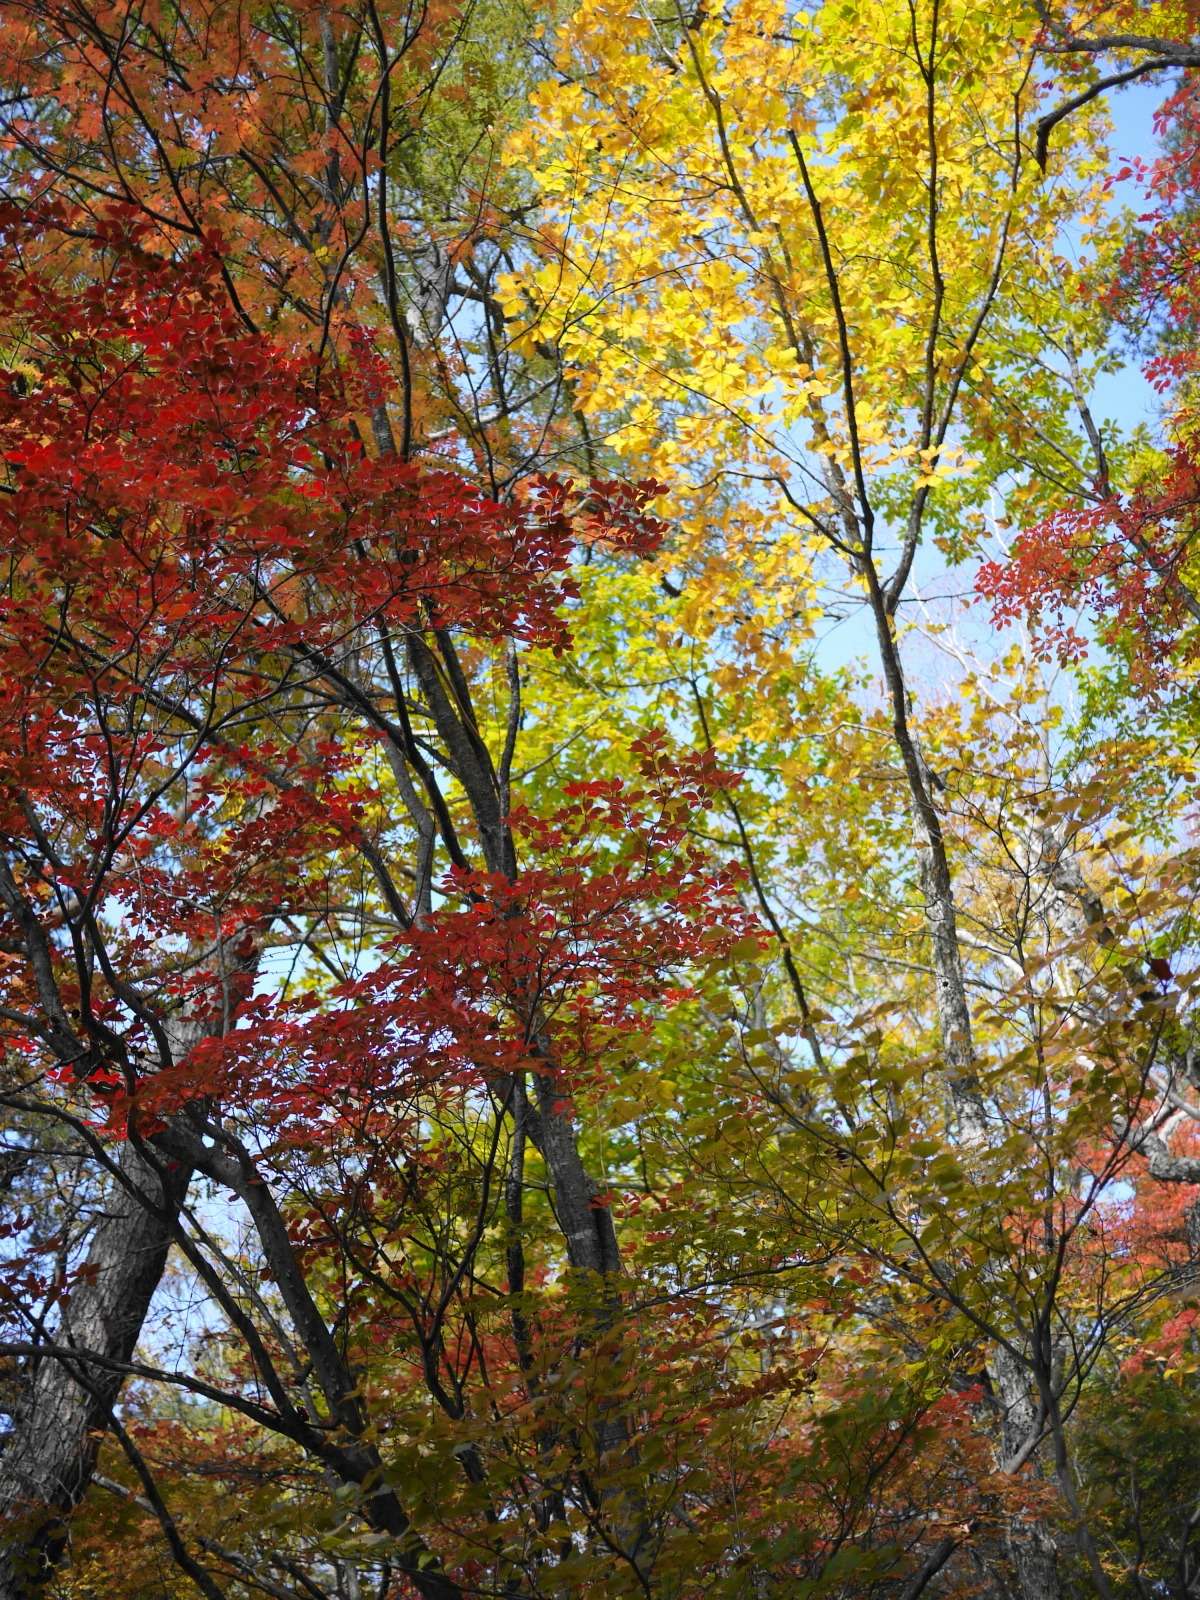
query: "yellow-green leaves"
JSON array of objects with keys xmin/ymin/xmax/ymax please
[{"xmin": 502, "ymin": 0, "xmax": 1112, "ymax": 570}]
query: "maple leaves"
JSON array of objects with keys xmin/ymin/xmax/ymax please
[
  {"xmin": 127, "ymin": 736, "xmax": 752, "ymax": 1134},
  {"xmin": 0, "ymin": 200, "xmax": 703, "ymax": 1135},
  {"xmin": 0, "ymin": 180, "xmax": 767, "ymax": 1600},
  {"xmin": 0, "ymin": 205, "xmax": 657, "ymax": 667},
  {"xmin": 3, "ymin": 1, "xmax": 1200, "ymax": 1597}
]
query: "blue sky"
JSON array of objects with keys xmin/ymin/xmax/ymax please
[{"xmin": 1091, "ymin": 78, "xmax": 1170, "ymax": 437}]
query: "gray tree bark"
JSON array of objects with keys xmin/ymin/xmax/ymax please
[
  {"xmin": 859, "ymin": 583, "xmax": 1060, "ymax": 1600},
  {"xmin": 0, "ymin": 1140, "xmax": 190, "ymax": 1598},
  {"xmin": 0, "ymin": 887, "xmax": 257, "ymax": 1598},
  {"xmin": 992, "ymin": 1345, "xmax": 1061, "ymax": 1600}
]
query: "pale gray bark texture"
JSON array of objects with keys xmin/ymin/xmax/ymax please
[
  {"xmin": 860, "ymin": 593, "xmax": 1059, "ymax": 1599},
  {"xmin": 992, "ymin": 1345, "xmax": 1061, "ymax": 1600}
]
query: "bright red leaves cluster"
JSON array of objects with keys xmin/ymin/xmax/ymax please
[
  {"xmin": 0, "ymin": 200, "xmax": 742, "ymax": 1143},
  {"xmin": 131, "ymin": 739, "xmax": 754, "ymax": 1138}
]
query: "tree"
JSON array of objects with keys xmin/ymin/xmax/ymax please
[
  {"xmin": 2, "ymin": 1, "xmax": 1200, "ymax": 1598},
  {"xmin": 497, "ymin": 0, "xmax": 1200, "ymax": 1595},
  {"xmin": 0, "ymin": 198, "xmax": 740, "ymax": 1596}
]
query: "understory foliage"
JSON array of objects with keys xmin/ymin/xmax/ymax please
[{"xmin": 0, "ymin": 2, "xmax": 1200, "ymax": 1599}]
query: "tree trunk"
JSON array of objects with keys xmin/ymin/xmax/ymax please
[
  {"xmin": 862, "ymin": 577, "xmax": 1061, "ymax": 1600},
  {"xmin": 0, "ymin": 911, "xmax": 258, "ymax": 1598},
  {"xmin": 992, "ymin": 1345, "xmax": 1061, "ymax": 1600},
  {"xmin": 0, "ymin": 1141, "xmax": 190, "ymax": 1597}
]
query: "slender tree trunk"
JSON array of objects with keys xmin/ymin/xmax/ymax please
[{"xmin": 861, "ymin": 574, "xmax": 1062, "ymax": 1600}]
